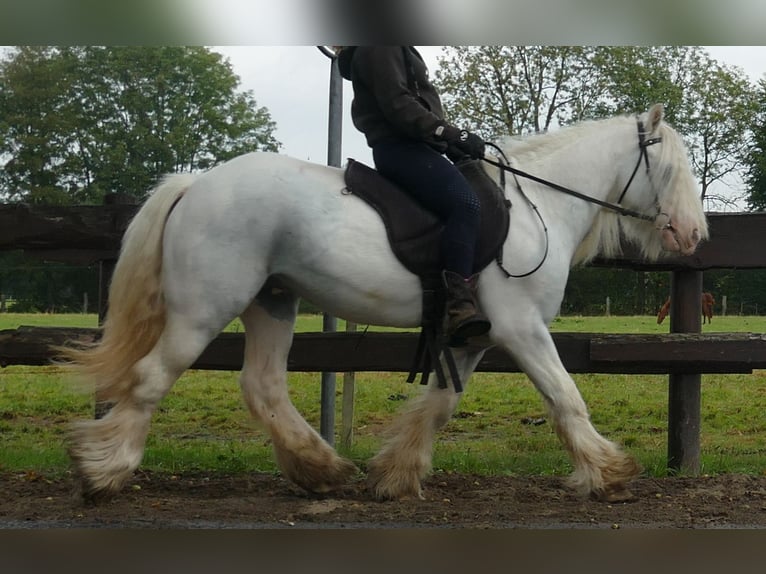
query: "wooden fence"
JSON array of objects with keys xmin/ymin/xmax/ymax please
[{"xmin": 2, "ymin": 199, "xmax": 766, "ymax": 474}]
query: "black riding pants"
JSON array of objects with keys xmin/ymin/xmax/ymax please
[{"xmin": 372, "ymin": 140, "xmax": 481, "ymax": 277}]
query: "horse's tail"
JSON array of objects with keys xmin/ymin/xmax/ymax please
[{"xmin": 61, "ymin": 174, "xmax": 195, "ymax": 402}]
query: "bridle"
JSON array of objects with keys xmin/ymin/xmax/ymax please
[
  {"xmin": 617, "ymin": 119, "xmax": 664, "ymax": 206},
  {"xmin": 483, "ymin": 118, "xmax": 667, "ymax": 225},
  {"xmin": 482, "ymin": 118, "xmax": 671, "ymax": 278}
]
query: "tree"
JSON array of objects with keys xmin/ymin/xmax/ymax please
[
  {"xmin": 434, "ymin": 46, "xmax": 612, "ymax": 139},
  {"xmin": 745, "ymin": 79, "xmax": 766, "ymax": 211},
  {"xmin": 590, "ymin": 46, "xmax": 692, "ymax": 122},
  {"xmin": 0, "ymin": 47, "xmax": 73, "ymax": 204},
  {"xmin": 0, "ymin": 46, "xmax": 280, "ymax": 203},
  {"xmin": 574, "ymin": 46, "xmax": 757, "ymax": 210},
  {"xmin": 677, "ymin": 56, "xmax": 758, "ymax": 209}
]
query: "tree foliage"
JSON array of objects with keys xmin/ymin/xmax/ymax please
[
  {"xmin": 434, "ymin": 46, "xmax": 611, "ymax": 138},
  {"xmin": 0, "ymin": 46, "xmax": 280, "ymax": 203},
  {"xmin": 745, "ymin": 79, "xmax": 766, "ymax": 211},
  {"xmin": 675, "ymin": 55, "xmax": 758, "ymax": 206}
]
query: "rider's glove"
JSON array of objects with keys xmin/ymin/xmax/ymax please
[{"xmin": 435, "ymin": 124, "xmax": 486, "ymax": 159}]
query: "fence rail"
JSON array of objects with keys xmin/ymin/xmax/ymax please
[
  {"xmin": 2, "ymin": 201, "xmax": 766, "ymax": 475},
  {"xmin": 3, "ymin": 205, "xmax": 766, "ymax": 268},
  {"xmin": 2, "ymin": 327, "xmax": 766, "ymax": 374}
]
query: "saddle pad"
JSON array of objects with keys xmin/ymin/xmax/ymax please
[{"xmin": 344, "ymin": 158, "xmax": 510, "ymax": 277}]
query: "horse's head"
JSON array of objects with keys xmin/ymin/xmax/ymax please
[{"xmin": 621, "ymin": 104, "xmax": 708, "ymax": 260}]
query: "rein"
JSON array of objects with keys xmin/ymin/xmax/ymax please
[
  {"xmin": 484, "ymin": 142, "xmax": 549, "ymax": 278},
  {"xmin": 481, "ymin": 119, "xmax": 666, "ymax": 279}
]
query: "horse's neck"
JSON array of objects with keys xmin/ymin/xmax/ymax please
[
  {"xmin": 499, "ymin": 120, "xmax": 637, "ymax": 267},
  {"xmin": 519, "ymin": 120, "xmax": 631, "ymax": 198}
]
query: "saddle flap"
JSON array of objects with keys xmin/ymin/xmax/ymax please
[
  {"xmin": 345, "ymin": 159, "xmax": 442, "ymax": 273},
  {"xmin": 345, "ymin": 159, "xmax": 443, "ymax": 242}
]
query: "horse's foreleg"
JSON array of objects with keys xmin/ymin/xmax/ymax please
[
  {"xmin": 495, "ymin": 323, "xmax": 641, "ymax": 502},
  {"xmin": 238, "ymin": 294, "xmax": 356, "ymax": 493},
  {"xmin": 367, "ymin": 348, "xmax": 485, "ymax": 500},
  {"xmin": 69, "ymin": 314, "xmax": 216, "ymax": 498}
]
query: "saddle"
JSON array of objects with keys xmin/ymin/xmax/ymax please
[
  {"xmin": 343, "ymin": 158, "xmax": 511, "ymax": 391},
  {"xmin": 344, "ymin": 158, "xmax": 510, "ymax": 277}
]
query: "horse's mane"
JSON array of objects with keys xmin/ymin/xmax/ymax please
[
  {"xmin": 495, "ymin": 114, "xmax": 698, "ymax": 266},
  {"xmin": 497, "ymin": 116, "xmax": 625, "ymax": 168}
]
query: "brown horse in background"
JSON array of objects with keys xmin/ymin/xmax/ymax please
[{"xmin": 657, "ymin": 292, "xmax": 715, "ymax": 324}]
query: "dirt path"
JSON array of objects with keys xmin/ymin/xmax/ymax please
[{"xmin": 3, "ymin": 470, "xmax": 766, "ymax": 528}]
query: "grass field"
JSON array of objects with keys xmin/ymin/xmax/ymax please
[{"xmin": 2, "ymin": 312, "xmax": 766, "ymax": 479}]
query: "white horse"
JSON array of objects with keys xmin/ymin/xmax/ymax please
[{"xmin": 64, "ymin": 104, "xmax": 707, "ymax": 502}]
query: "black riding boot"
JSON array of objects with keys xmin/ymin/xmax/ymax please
[{"xmin": 442, "ymin": 270, "xmax": 491, "ymax": 346}]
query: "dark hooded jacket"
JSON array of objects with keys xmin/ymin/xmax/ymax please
[{"xmin": 338, "ymin": 46, "xmax": 449, "ymax": 152}]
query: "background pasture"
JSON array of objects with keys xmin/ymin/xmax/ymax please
[{"xmin": 2, "ymin": 312, "xmax": 766, "ymax": 479}]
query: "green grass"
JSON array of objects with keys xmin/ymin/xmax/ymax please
[
  {"xmin": 2, "ymin": 312, "xmax": 766, "ymax": 479},
  {"xmin": 0, "ymin": 312, "xmax": 335, "ymax": 332}
]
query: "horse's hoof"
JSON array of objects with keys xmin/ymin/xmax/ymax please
[
  {"xmin": 287, "ymin": 457, "xmax": 358, "ymax": 494},
  {"xmin": 369, "ymin": 484, "xmax": 425, "ymax": 501},
  {"xmin": 366, "ymin": 471, "xmax": 424, "ymax": 501},
  {"xmin": 76, "ymin": 478, "xmax": 120, "ymax": 506},
  {"xmin": 594, "ymin": 485, "xmax": 637, "ymax": 503}
]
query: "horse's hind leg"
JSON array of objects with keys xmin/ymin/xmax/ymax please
[
  {"xmin": 366, "ymin": 348, "xmax": 485, "ymax": 500},
  {"xmin": 238, "ymin": 285, "xmax": 357, "ymax": 493},
  {"xmin": 69, "ymin": 313, "xmax": 219, "ymax": 498}
]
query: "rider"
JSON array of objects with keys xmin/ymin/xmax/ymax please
[{"xmin": 336, "ymin": 46, "xmax": 491, "ymax": 345}]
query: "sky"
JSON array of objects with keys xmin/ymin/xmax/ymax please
[
  {"xmin": 212, "ymin": 45, "xmax": 766, "ymax": 205},
  {"xmin": 213, "ymin": 46, "xmax": 440, "ymax": 166}
]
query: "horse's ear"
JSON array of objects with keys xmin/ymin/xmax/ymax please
[{"xmin": 647, "ymin": 103, "xmax": 664, "ymax": 132}]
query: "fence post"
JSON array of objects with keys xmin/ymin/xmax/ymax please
[
  {"xmin": 341, "ymin": 321, "xmax": 357, "ymax": 450},
  {"xmin": 667, "ymin": 269, "xmax": 702, "ymax": 474}
]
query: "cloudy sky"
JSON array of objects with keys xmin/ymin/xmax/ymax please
[
  {"xmin": 213, "ymin": 46, "xmax": 439, "ymax": 166},
  {"xmin": 213, "ymin": 46, "xmax": 766, "ymax": 174}
]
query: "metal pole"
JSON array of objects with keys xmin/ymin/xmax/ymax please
[
  {"xmin": 319, "ymin": 47, "xmax": 343, "ymax": 445},
  {"xmin": 326, "ymin": 52, "xmax": 343, "ymax": 168}
]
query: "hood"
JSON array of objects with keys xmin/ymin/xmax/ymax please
[{"xmin": 336, "ymin": 46, "xmax": 357, "ymax": 80}]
